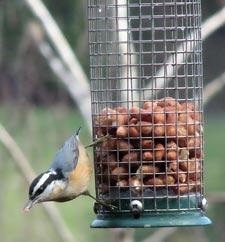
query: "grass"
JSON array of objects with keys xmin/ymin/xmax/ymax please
[{"xmin": 0, "ymin": 104, "xmax": 224, "ymax": 242}]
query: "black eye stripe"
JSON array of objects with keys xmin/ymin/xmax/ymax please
[{"xmin": 29, "ymin": 169, "xmax": 65, "ymax": 200}]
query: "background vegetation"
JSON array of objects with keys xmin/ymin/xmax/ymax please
[{"xmin": 0, "ymin": 0, "xmax": 225, "ymax": 242}]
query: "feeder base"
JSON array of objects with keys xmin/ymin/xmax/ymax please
[{"xmin": 91, "ymin": 212, "xmax": 211, "ymax": 228}]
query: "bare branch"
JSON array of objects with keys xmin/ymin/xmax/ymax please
[
  {"xmin": 24, "ymin": 0, "xmax": 91, "ymax": 131},
  {"xmin": 28, "ymin": 22, "xmax": 92, "ymax": 132},
  {"xmin": 203, "ymin": 72, "xmax": 225, "ymax": 106},
  {"xmin": 145, "ymin": 6, "xmax": 225, "ymax": 97},
  {"xmin": 0, "ymin": 122, "xmax": 75, "ymax": 242}
]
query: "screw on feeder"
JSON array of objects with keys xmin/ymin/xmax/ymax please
[
  {"xmin": 130, "ymin": 200, "xmax": 143, "ymax": 219},
  {"xmin": 199, "ymin": 198, "xmax": 208, "ymax": 211}
]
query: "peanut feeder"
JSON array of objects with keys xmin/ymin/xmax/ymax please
[{"xmin": 88, "ymin": 0, "xmax": 211, "ymax": 228}]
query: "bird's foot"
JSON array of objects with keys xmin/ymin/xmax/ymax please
[{"xmin": 94, "ymin": 200, "xmax": 117, "ymax": 213}]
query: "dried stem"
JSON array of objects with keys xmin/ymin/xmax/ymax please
[
  {"xmin": 145, "ymin": 6, "xmax": 225, "ymax": 97},
  {"xmin": 24, "ymin": 0, "xmax": 92, "ymax": 132},
  {"xmin": 0, "ymin": 122, "xmax": 75, "ymax": 242}
]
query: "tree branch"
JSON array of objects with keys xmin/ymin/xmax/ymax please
[
  {"xmin": 203, "ymin": 72, "xmax": 225, "ymax": 106},
  {"xmin": 27, "ymin": 22, "xmax": 92, "ymax": 132},
  {"xmin": 23, "ymin": 0, "xmax": 92, "ymax": 132},
  {"xmin": 145, "ymin": 6, "xmax": 225, "ymax": 97}
]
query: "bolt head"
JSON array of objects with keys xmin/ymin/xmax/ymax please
[
  {"xmin": 200, "ymin": 197, "xmax": 208, "ymax": 211},
  {"xmin": 130, "ymin": 200, "xmax": 143, "ymax": 218}
]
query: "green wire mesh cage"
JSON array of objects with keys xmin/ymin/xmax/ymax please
[{"xmin": 88, "ymin": 0, "xmax": 212, "ymax": 228}]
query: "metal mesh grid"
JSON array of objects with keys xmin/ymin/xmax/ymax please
[{"xmin": 88, "ymin": 0, "xmax": 203, "ymax": 214}]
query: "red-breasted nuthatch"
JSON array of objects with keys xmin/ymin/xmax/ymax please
[{"xmin": 23, "ymin": 128, "xmax": 115, "ymax": 212}]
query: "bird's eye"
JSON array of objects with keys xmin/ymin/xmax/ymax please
[{"xmin": 39, "ymin": 186, "xmax": 44, "ymax": 191}]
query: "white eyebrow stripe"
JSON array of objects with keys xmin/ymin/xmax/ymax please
[{"xmin": 32, "ymin": 172, "xmax": 51, "ymax": 195}]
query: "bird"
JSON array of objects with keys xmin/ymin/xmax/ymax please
[{"xmin": 23, "ymin": 127, "xmax": 116, "ymax": 212}]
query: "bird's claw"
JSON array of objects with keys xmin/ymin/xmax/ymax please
[{"xmin": 93, "ymin": 201, "xmax": 117, "ymax": 214}]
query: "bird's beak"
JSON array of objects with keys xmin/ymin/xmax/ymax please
[
  {"xmin": 76, "ymin": 127, "xmax": 81, "ymax": 137},
  {"xmin": 23, "ymin": 199, "xmax": 37, "ymax": 212}
]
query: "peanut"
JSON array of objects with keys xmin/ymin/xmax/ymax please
[
  {"xmin": 96, "ymin": 128, "xmax": 106, "ymax": 137},
  {"xmin": 179, "ymin": 159, "xmax": 200, "ymax": 172},
  {"xmin": 166, "ymin": 125, "xmax": 176, "ymax": 137},
  {"xmin": 187, "ymin": 137, "xmax": 201, "ymax": 148},
  {"xmin": 190, "ymin": 148, "xmax": 202, "ymax": 159},
  {"xmin": 144, "ymin": 177, "xmax": 164, "ymax": 186},
  {"xmin": 107, "ymin": 154, "xmax": 117, "ymax": 169},
  {"xmin": 188, "ymin": 123, "xmax": 201, "ymax": 135},
  {"xmin": 153, "ymin": 123, "xmax": 165, "ymax": 137},
  {"xmin": 172, "ymin": 170, "xmax": 187, "ymax": 183},
  {"xmin": 166, "ymin": 124, "xmax": 187, "ymax": 137},
  {"xmin": 129, "ymin": 117, "xmax": 138, "ymax": 125},
  {"xmin": 143, "ymin": 101, "xmax": 157, "ymax": 112},
  {"xmin": 111, "ymin": 166, "xmax": 128, "ymax": 181},
  {"xmin": 95, "ymin": 107, "xmax": 117, "ymax": 126},
  {"xmin": 172, "ymin": 178, "xmax": 201, "ymax": 194},
  {"xmin": 190, "ymin": 111, "xmax": 201, "ymax": 122},
  {"xmin": 179, "ymin": 149, "xmax": 189, "ymax": 160},
  {"xmin": 101, "ymin": 139, "xmax": 117, "ymax": 151},
  {"xmin": 163, "ymin": 175, "xmax": 176, "ymax": 185},
  {"xmin": 158, "ymin": 97, "xmax": 177, "ymax": 108},
  {"xmin": 136, "ymin": 165, "xmax": 160, "ymax": 179},
  {"xmin": 179, "ymin": 159, "xmax": 201, "ymax": 181},
  {"xmin": 167, "ymin": 151, "xmax": 177, "ymax": 160},
  {"xmin": 165, "ymin": 106, "xmax": 177, "ymax": 124},
  {"xmin": 130, "ymin": 106, "xmax": 140, "ymax": 119},
  {"xmin": 167, "ymin": 141, "xmax": 177, "ymax": 150},
  {"xmin": 116, "ymin": 106, "xmax": 128, "ymax": 114},
  {"xmin": 168, "ymin": 161, "xmax": 178, "ymax": 172},
  {"xmin": 129, "ymin": 176, "xmax": 142, "ymax": 194},
  {"xmin": 172, "ymin": 185, "xmax": 189, "ymax": 195},
  {"xmin": 179, "ymin": 102, "xmax": 194, "ymax": 112},
  {"xmin": 140, "ymin": 108, "xmax": 152, "ymax": 122},
  {"xmin": 130, "ymin": 107, "xmax": 152, "ymax": 122},
  {"xmin": 116, "ymin": 126, "xmax": 128, "ymax": 138},
  {"xmin": 128, "ymin": 126, "xmax": 139, "ymax": 137},
  {"xmin": 117, "ymin": 140, "xmax": 134, "ymax": 151},
  {"xmin": 143, "ymin": 151, "xmax": 153, "ymax": 161},
  {"xmin": 141, "ymin": 139, "xmax": 154, "ymax": 149},
  {"xmin": 179, "ymin": 172, "xmax": 187, "ymax": 183},
  {"xmin": 178, "ymin": 126, "xmax": 187, "ymax": 136},
  {"xmin": 116, "ymin": 179, "xmax": 129, "ymax": 187},
  {"xmin": 121, "ymin": 152, "xmax": 139, "ymax": 163},
  {"xmin": 155, "ymin": 143, "xmax": 165, "ymax": 161},
  {"xmin": 137, "ymin": 121, "xmax": 152, "ymax": 135},
  {"xmin": 153, "ymin": 106, "xmax": 165, "ymax": 123},
  {"xmin": 113, "ymin": 114, "xmax": 129, "ymax": 126},
  {"xmin": 178, "ymin": 113, "xmax": 193, "ymax": 124}
]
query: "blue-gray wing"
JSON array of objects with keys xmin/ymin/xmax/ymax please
[{"xmin": 50, "ymin": 134, "xmax": 79, "ymax": 177}]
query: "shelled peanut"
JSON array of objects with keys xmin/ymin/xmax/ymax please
[{"xmin": 94, "ymin": 97, "xmax": 203, "ymax": 195}]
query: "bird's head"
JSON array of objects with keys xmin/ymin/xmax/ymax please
[{"xmin": 23, "ymin": 169, "xmax": 66, "ymax": 212}]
